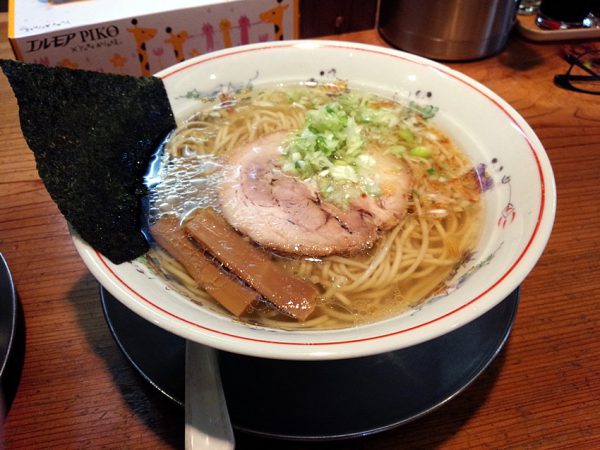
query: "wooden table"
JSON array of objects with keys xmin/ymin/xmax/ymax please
[{"xmin": 1, "ymin": 17, "xmax": 599, "ymax": 448}]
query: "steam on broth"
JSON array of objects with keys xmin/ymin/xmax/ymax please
[{"xmin": 146, "ymin": 81, "xmax": 483, "ymax": 330}]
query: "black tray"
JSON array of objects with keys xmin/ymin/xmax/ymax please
[{"xmin": 101, "ymin": 287, "xmax": 519, "ymax": 440}]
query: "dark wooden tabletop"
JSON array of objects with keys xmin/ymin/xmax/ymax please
[{"xmin": 1, "ymin": 15, "xmax": 599, "ymax": 449}]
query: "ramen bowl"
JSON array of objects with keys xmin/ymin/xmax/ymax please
[{"xmin": 73, "ymin": 40, "xmax": 555, "ymax": 360}]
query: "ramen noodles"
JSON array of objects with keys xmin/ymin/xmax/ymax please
[{"xmin": 146, "ymin": 81, "xmax": 483, "ymax": 330}]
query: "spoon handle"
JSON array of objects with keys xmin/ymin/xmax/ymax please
[{"xmin": 185, "ymin": 341, "xmax": 235, "ymax": 450}]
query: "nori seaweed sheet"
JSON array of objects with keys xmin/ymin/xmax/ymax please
[{"xmin": 1, "ymin": 59, "xmax": 175, "ymax": 264}]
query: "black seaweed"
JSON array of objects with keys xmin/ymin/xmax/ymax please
[{"xmin": 1, "ymin": 59, "xmax": 176, "ymax": 264}]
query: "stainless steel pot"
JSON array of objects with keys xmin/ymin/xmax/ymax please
[{"xmin": 378, "ymin": 0, "xmax": 520, "ymax": 60}]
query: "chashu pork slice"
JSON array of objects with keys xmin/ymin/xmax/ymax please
[{"xmin": 218, "ymin": 131, "xmax": 411, "ymax": 257}]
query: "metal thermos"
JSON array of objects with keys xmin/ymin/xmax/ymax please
[{"xmin": 378, "ymin": 0, "xmax": 520, "ymax": 60}]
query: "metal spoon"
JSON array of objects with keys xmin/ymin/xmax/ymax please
[{"xmin": 185, "ymin": 341, "xmax": 234, "ymax": 450}]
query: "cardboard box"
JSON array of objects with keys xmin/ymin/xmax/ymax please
[{"xmin": 9, "ymin": 0, "xmax": 299, "ymax": 76}]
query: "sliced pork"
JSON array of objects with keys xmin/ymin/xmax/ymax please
[{"xmin": 218, "ymin": 131, "xmax": 411, "ymax": 257}]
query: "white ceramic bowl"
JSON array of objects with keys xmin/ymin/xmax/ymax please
[{"xmin": 73, "ymin": 40, "xmax": 556, "ymax": 360}]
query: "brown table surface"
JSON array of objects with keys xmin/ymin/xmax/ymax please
[{"xmin": 1, "ymin": 15, "xmax": 599, "ymax": 449}]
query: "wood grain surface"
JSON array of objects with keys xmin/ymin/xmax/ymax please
[{"xmin": 1, "ymin": 16, "xmax": 599, "ymax": 449}]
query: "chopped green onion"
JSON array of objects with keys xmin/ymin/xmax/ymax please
[
  {"xmin": 398, "ymin": 128, "xmax": 414, "ymax": 144},
  {"xmin": 282, "ymin": 91, "xmax": 440, "ymax": 207},
  {"xmin": 356, "ymin": 154, "xmax": 376, "ymax": 168},
  {"xmin": 410, "ymin": 146, "xmax": 432, "ymax": 158}
]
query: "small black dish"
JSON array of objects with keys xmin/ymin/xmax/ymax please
[
  {"xmin": 101, "ymin": 287, "xmax": 519, "ymax": 440},
  {"xmin": 0, "ymin": 253, "xmax": 25, "ymax": 416}
]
